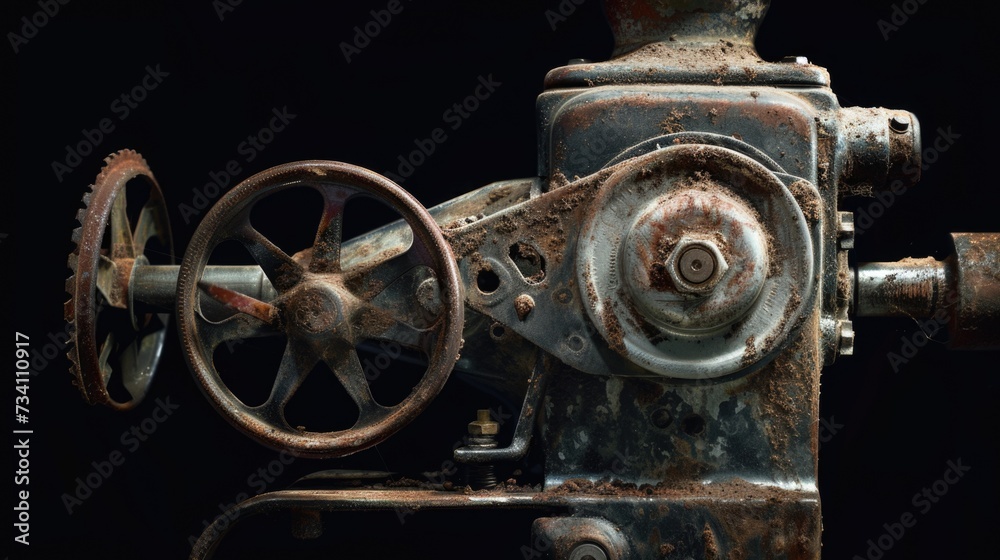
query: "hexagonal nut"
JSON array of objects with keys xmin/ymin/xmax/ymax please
[
  {"xmin": 665, "ymin": 238, "xmax": 729, "ymax": 295},
  {"xmin": 468, "ymin": 409, "xmax": 499, "ymax": 436}
]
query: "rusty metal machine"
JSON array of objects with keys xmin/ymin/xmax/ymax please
[{"xmin": 64, "ymin": 1, "xmax": 998, "ymax": 558}]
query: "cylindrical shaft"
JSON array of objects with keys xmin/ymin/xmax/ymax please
[
  {"xmin": 132, "ymin": 265, "xmax": 275, "ymax": 309},
  {"xmin": 855, "ymin": 258, "xmax": 948, "ymax": 318}
]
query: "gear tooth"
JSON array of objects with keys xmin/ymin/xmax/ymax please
[
  {"xmin": 75, "ymin": 208, "xmax": 88, "ymax": 224},
  {"xmin": 71, "ymin": 227, "xmax": 82, "ymax": 243},
  {"xmin": 65, "ymin": 276, "xmax": 75, "ymax": 294},
  {"xmin": 64, "ymin": 299, "xmax": 75, "ymax": 320},
  {"xmin": 81, "ymin": 192, "xmax": 92, "ymax": 206},
  {"xmin": 67, "ymin": 253, "xmax": 78, "ymax": 270}
]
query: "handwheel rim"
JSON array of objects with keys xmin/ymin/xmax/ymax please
[{"xmin": 177, "ymin": 161, "xmax": 463, "ymax": 458}]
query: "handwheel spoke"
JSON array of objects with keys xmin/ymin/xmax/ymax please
[
  {"xmin": 110, "ymin": 189, "xmax": 135, "ymax": 259},
  {"xmin": 354, "ymin": 303, "xmax": 436, "ymax": 354},
  {"xmin": 133, "ymin": 201, "xmax": 165, "ymax": 256},
  {"xmin": 98, "ymin": 331, "xmax": 115, "ymax": 387},
  {"xmin": 310, "ymin": 185, "xmax": 353, "ymax": 273},
  {"xmin": 344, "ymin": 246, "xmax": 430, "ymax": 302},
  {"xmin": 323, "ymin": 344, "xmax": 387, "ymax": 423},
  {"xmin": 96, "ymin": 255, "xmax": 118, "ymax": 304},
  {"xmin": 235, "ymin": 225, "xmax": 304, "ymax": 292},
  {"xmin": 119, "ymin": 318, "xmax": 167, "ymax": 402},
  {"xmin": 198, "ymin": 281, "xmax": 279, "ymax": 325},
  {"xmin": 197, "ymin": 312, "xmax": 278, "ymax": 352},
  {"xmin": 260, "ymin": 339, "xmax": 319, "ymax": 425}
]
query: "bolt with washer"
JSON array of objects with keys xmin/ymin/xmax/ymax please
[{"xmin": 666, "ymin": 238, "xmax": 729, "ymax": 294}]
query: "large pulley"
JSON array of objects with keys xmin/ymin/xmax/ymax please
[
  {"xmin": 577, "ymin": 144, "xmax": 819, "ymax": 379},
  {"xmin": 176, "ymin": 161, "xmax": 463, "ymax": 458}
]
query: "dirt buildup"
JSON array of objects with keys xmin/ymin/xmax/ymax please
[
  {"xmin": 601, "ymin": 304, "xmax": 627, "ymax": 356},
  {"xmin": 495, "ymin": 215, "xmax": 518, "ymax": 235},
  {"xmin": 743, "ymin": 320, "xmax": 819, "ymax": 475},
  {"xmin": 357, "ymin": 305, "xmax": 396, "ymax": 336},
  {"xmin": 702, "ymin": 524, "xmax": 719, "ymax": 560},
  {"xmin": 446, "ymin": 225, "xmax": 487, "ymax": 258},
  {"xmin": 660, "ymin": 107, "xmax": 692, "ymax": 134},
  {"xmin": 741, "ymin": 335, "xmax": 757, "ymax": 367},
  {"xmin": 486, "ymin": 185, "xmax": 512, "ymax": 204},
  {"xmin": 514, "ymin": 294, "xmax": 535, "ymax": 321},
  {"xmin": 550, "ymin": 170, "xmax": 570, "ymax": 189},
  {"xmin": 787, "ymin": 180, "xmax": 821, "ymax": 224},
  {"xmin": 837, "ymin": 265, "xmax": 852, "ymax": 305},
  {"xmin": 509, "ymin": 242, "xmax": 546, "ymax": 282},
  {"xmin": 549, "ymin": 477, "xmax": 806, "ymax": 502}
]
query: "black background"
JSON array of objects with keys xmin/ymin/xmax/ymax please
[{"xmin": 9, "ymin": 0, "xmax": 1000, "ymax": 558}]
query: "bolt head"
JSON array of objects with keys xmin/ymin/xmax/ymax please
[
  {"xmin": 666, "ymin": 238, "xmax": 729, "ymax": 295},
  {"xmin": 416, "ymin": 277, "xmax": 443, "ymax": 315},
  {"xmin": 468, "ymin": 409, "xmax": 499, "ymax": 436},
  {"xmin": 838, "ymin": 320, "xmax": 855, "ymax": 356}
]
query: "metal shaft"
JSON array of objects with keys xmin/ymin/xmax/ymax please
[
  {"xmin": 132, "ymin": 265, "xmax": 275, "ymax": 309},
  {"xmin": 855, "ymin": 258, "xmax": 948, "ymax": 318},
  {"xmin": 855, "ymin": 233, "xmax": 1000, "ymax": 350}
]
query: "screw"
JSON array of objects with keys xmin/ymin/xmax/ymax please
[
  {"xmin": 889, "ymin": 115, "xmax": 911, "ymax": 134},
  {"xmin": 651, "ymin": 408, "xmax": 673, "ymax": 429},
  {"xmin": 464, "ymin": 409, "xmax": 499, "ymax": 489},
  {"xmin": 677, "ymin": 246, "xmax": 716, "ymax": 284}
]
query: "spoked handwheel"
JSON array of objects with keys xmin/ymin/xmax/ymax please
[
  {"xmin": 66, "ymin": 150, "xmax": 175, "ymax": 410},
  {"xmin": 176, "ymin": 161, "xmax": 463, "ymax": 458}
]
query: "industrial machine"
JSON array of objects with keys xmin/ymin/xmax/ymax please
[{"xmin": 63, "ymin": 1, "xmax": 999, "ymax": 558}]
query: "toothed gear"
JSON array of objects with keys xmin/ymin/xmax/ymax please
[{"xmin": 66, "ymin": 149, "xmax": 175, "ymax": 410}]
